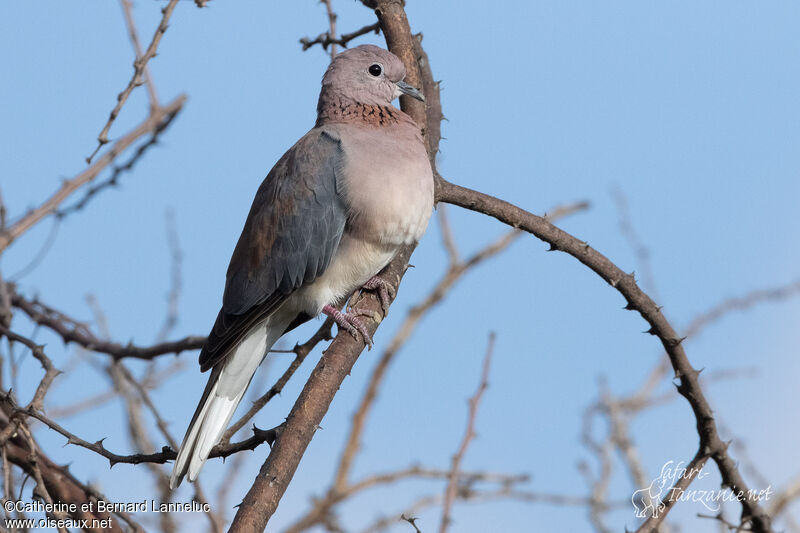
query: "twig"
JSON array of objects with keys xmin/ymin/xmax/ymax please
[
  {"xmin": 107, "ymin": 359, "xmax": 178, "ymax": 533},
  {"xmin": 0, "ymin": 187, "xmax": 6, "ymax": 233},
  {"xmin": 7, "ymin": 219, "xmax": 60, "ymax": 281},
  {"xmin": 439, "ymin": 333, "xmax": 494, "ymax": 533},
  {"xmin": 401, "ymin": 514, "xmax": 422, "ymax": 533},
  {"xmin": 19, "ymin": 426, "xmax": 69, "ymax": 533},
  {"xmin": 579, "ymin": 393, "xmax": 614, "ymax": 533},
  {"xmin": 330, "ymin": 201, "xmax": 587, "ymax": 497},
  {"xmin": 684, "ymin": 280, "xmax": 800, "ymax": 339},
  {"xmin": 10, "ymin": 286, "xmax": 205, "ymax": 359},
  {"xmin": 321, "ymin": 0, "xmax": 338, "ymax": 59},
  {"xmin": 361, "ymin": 486, "xmax": 606, "ymax": 533},
  {"xmin": 20, "ymin": 404, "xmax": 280, "ymax": 467},
  {"xmin": 0, "ymin": 418, "xmax": 130, "ymax": 532},
  {"xmin": 300, "ymin": 22, "xmax": 380, "ymax": 52},
  {"xmin": 222, "ymin": 319, "xmax": 333, "ymax": 442},
  {"xmin": 0, "ymin": 326, "xmax": 61, "ymax": 413},
  {"xmin": 0, "ymin": 95, "xmax": 185, "ymax": 254},
  {"xmin": 57, "ymin": 112, "xmax": 177, "ymax": 219},
  {"xmin": 633, "ymin": 450, "xmax": 710, "ymax": 533},
  {"xmin": 86, "ymin": 0, "xmax": 180, "ymax": 162},
  {"xmin": 436, "ymin": 176, "xmax": 775, "ymax": 533},
  {"xmin": 437, "ymin": 206, "xmax": 460, "ymax": 265},
  {"xmin": 611, "ymin": 186, "xmax": 659, "ymax": 298},
  {"xmin": 119, "ymin": 0, "xmax": 159, "ymax": 109},
  {"xmin": 154, "ymin": 208, "xmax": 183, "ymax": 342},
  {"xmin": 47, "ymin": 359, "xmax": 184, "ymax": 418}
]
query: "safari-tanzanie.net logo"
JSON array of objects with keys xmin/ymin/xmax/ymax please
[{"xmin": 631, "ymin": 460, "xmax": 773, "ymax": 519}]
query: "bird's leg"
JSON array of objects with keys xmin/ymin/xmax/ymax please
[
  {"xmin": 322, "ymin": 304, "xmax": 374, "ymax": 348},
  {"xmin": 360, "ymin": 275, "xmax": 396, "ymax": 314}
]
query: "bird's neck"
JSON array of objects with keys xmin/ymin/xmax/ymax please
[{"xmin": 315, "ymin": 92, "xmax": 416, "ymax": 128}]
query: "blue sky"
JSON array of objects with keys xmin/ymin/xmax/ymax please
[{"xmin": 1, "ymin": 1, "xmax": 799, "ymax": 532}]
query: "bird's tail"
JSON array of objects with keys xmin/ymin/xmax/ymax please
[{"xmin": 169, "ymin": 318, "xmax": 287, "ymax": 489}]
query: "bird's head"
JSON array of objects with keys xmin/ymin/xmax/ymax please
[{"xmin": 319, "ymin": 44, "xmax": 424, "ymax": 107}]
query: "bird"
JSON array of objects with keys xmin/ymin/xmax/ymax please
[{"xmin": 169, "ymin": 45, "xmax": 434, "ymax": 488}]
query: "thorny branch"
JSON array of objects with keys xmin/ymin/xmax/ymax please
[
  {"xmin": 10, "ymin": 286, "xmax": 206, "ymax": 360},
  {"xmin": 86, "ymin": 0, "xmax": 180, "ymax": 163},
  {"xmin": 16, "ymin": 401, "xmax": 282, "ymax": 468},
  {"xmin": 56, "ymin": 120, "xmax": 176, "ymax": 219},
  {"xmin": 0, "ymin": 95, "xmax": 185, "ymax": 255},
  {"xmin": 578, "ymin": 277, "xmax": 800, "ymax": 532},
  {"xmin": 435, "ymin": 176, "xmax": 776, "ymax": 533}
]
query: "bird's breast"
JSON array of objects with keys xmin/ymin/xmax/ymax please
[{"xmin": 332, "ymin": 123, "xmax": 434, "ymax": 247}]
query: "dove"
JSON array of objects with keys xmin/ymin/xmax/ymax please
[{"xmin": 170, "ymin": 45, "xmax": 434, "ymax": 488}]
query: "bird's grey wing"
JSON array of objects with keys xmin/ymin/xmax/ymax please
[{"xmin": 198, "ymin": 129, "xmax": 347, "ymax": 372}]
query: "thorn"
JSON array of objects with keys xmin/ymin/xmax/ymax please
[
  {"xmin": 623, "ymin": 302, "xmax": 636, "ymax": 311},
  {"xmin": 666, "ymin": 336, "xmax": 683, "ymax": 347}
]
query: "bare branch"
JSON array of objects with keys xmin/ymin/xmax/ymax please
[
  {"xmin": 0, "ymin": 411, "xmax": 128, "ymax": 532},
  {"xmin": 633, "ymin": 450, "xmax": 710, "ymax": 533},
  {"xmin": 330, "ymin": 200, "xmax": 587, "ymax": 498},
  {"xmin": 401, "ymin": 514, "xmax": 422, "ymax": 533},
  {"xmin": 322, "ymin": 0, "xmax": 338, "ymax": 59},
  {"xmin": 300, "ymin": 22, "xmax": 380, "ymax": 53},
  {"xmin": 0, "ymin": 96, "xmax": 185, "ymax": 254},
  {"xmin": 0, "ymin": 326, "xmax": 61, "ymax": 413},
  {"xmin": 10, "ymin": 286, "xmax": 205, "ymax": 359},
  {"xmin": 119, "ymin": 0, "xmax": 159, "ymax": 108},
  {"xmin": 19, "ymin": 404, "xmax": 280, "ymax": 467},
  {"xmin": 154, "ymin": 208, "xmax": 183, "ymax": 343},
  {"xmin": 86, "ymin": 0, "xmax": 180, "ymax": 162},
  {"xmin": 436, "ymin": 177, "xmax": 775, "ymax": 532},
  {"xmin": 437, "ymin": 206, "xmax": 460, "ymax": 266},
  {"xmin": 684, "ymin": 280, "xmax": 800, "ymax": 339},
  {"xmin": 56, "ymin": 114, "xmax": 177, "ymax": 219},
  {"xmin": 439, "ymin": 333, "xmax": 494, "ymax": 533},
  {"xmin": 611, "ymin": 186, "xmax": 659, "ymax": 297}
]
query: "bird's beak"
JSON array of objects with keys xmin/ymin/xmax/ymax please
[{"xmin": 395, "ymin": 81, "xmax": 425, "ymax": 102}]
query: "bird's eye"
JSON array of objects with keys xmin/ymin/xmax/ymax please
[{"xmin": 368, "ymin": 64, "xmax": 383, "ymax": 77}]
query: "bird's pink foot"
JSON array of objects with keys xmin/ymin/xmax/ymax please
[
  {"xmin": 361, "ymin": 275, "xmax": 396, "ymax": 314},
  {"xmin": 323, "ymin": 304, "xmax": 374, "ymax": 348}
]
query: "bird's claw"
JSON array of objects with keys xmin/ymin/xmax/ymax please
[
  {"xmin": 361, "ymin": 275, "xmax": 396, "ymax": 314},
  {"xmin": 322, "ymin": 304, "xmax": 374, "ymax": 348}
]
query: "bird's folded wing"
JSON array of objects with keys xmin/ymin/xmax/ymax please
[{"xmin": 198, "ymin": 129, "xmax": 347, "ymax": 371}]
